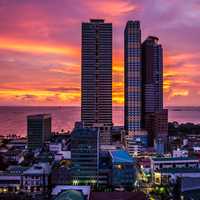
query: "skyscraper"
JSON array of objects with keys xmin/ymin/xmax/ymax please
[
  {"xmin": 81, "ymin": 19, "xmax": 112, "ymax": 144},
  {"xmin": 142, "ymin": 36, "xmax": 163, "ymax": 113},
  {"xmin": 142, "ymin": 36, "xmax": 168, "ymax": 146},
  {"xmin": 124, "ymin": 20, "xmax": 142, "ymax": 134},
  {"xmin": 27, "ymin": 114, "xmax": 51, "ymax": 150},
  {"xmin": 124, "ymin": 21, "xmax": 148, "ymax": 156}
]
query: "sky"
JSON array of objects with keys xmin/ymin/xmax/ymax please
[{"xmin": 0, "ymin": 0, "xmax": 200, "ymax": 106}]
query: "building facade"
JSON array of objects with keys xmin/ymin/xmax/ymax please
[
  {"xmin": 142, "ymin": 36, "xmax": 168, "ymax": 146},
  {"xmin": 124, "ymin": 20, "xmax": 142, "ymax": 135},
  {"xmin": 71, "ymin": 125, "xmax": 100, "ymax": 185},
  {"xmin": 145, "ymin": 110, "xmax": 168, "ymax": 146},
  {"xmin": 151, "ymin": 157, "xmax": 199, "ymax": 172},
  {"xmin": 81, "ymin": 19, "xmax": 112, "ymax": 145},
  {"xmin": 110, "ymin": 150, "xmax": 135, "ymax": 189},
  {"xmin": 22, "ymin": 163, "xmax": 51, "ymax": 194},
  {"xmin": 27, "ymin": 114, "xmax": 51, "ymax": 150},
  {"xmin": 81, "ymin": 19, "xmax": 112, "ymax": 128},
  {"xmin": 142, "ymin": 36, "xmax": 163, "ymax": 113}
]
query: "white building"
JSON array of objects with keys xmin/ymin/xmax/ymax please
[
  {"xmin": 193, "ymin": 146, "xmax": 200, "ymax": 153},
  {"xmin": 173, "ymin": 149, "xmax": 188, "ymax": 158},
  {"xmin": 125, "ymin": 136, "xmax": 143, "ymax": 157},
  {"xmin": 22, "ymin": 162, "xmax": 51, "ymax": 194},
  {"xmin": 54, "ymin": 151, "xmax": 71, "ymax": 161},
  {"xmin": 49, "ymin": 143, "xmax": 62, "ymax": 153},
  {"xmin": 151, "ymin": 157, "xmax": 199, "ymax": 172}
]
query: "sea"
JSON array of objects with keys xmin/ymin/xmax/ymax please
[{"xmin": 0, "ymin": 106, "xmax": 200, "ymax": 136}]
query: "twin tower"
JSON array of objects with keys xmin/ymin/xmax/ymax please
[{"xmin": 81, "ymin": 19, "xmax": 168, "ymax": 148}]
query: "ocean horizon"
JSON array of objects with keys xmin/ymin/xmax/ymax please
[{"xmin": 0, "ymin": 106, "xmax": 200, "ymax": 136}]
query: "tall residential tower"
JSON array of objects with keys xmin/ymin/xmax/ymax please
[
  {"xmin": 124, "ymin": 20, "xmax": 142, "ymax": 134},
  {"xmin": 81, "ymin": 19, "xmax": 112, "ymax": 144},
  {"xmin": 142, "ymin": 36, "xmax": 163, "ymax": 113},
  {"xmin": 142, "ymin": 36, "xmax": 168, "ymax": 146},
  {"xmin": 124, "ymin": 21, "xmax": 148, "ymax": 155}
]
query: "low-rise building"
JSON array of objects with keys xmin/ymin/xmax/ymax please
[
  {"xmin": 151, "ymin": 157, "xmax": 199, "ymax": 171},
  {"xmin": 173, "ymin": 149, "xmax": 188, "ymax": 158},
  {"xmin": 51, "ymin": 161, "xmax": 71, "ymax": 186},
  {"xmin": 110, "ymin": 150, "xmax": 136, "ymax": 189},
  {"xmin": 0, "ymin": 166, "xmax": 28, "ymax": 193},
  {"xmin": 22, "ymin": 162, "xmax": 51, "ymax": 194},
  {"xmin": 49, "ymin": 143, "xmax": 62, "ymax": 153},
  {"xmin": 54, "ymin": 151, "xmax": 71, "ymax": 161},
  {"xmin": 3, "ymin": 149, "xmax": 24, "ymax": 164},
  {"xmin": 125, "ymin": 136, "xmax": 144, "ymax": 157},
  {"xmin": 154, "ymin": 168, "xmax": 200, "ymax": 185}
]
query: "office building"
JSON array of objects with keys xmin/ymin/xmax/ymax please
[
  {"xmin": 71, "ymin": 124, "xmax": 100, "ymax": 185},
  {"xmin": 142, "ymin": 36, "xmax": 168, "ymax": 146},
  {"xmin": 110, "ymin": 150, "xmax": 136, "ymax": 189},
  {"xmin": 27, "ymin": 114, "xmax": 51, "ymax": 150}
]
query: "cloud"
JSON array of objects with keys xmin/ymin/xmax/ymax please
[
  {"xmin": 0, "ymin": 0, "xmax": 200, "ymax": 106},
  {"xmin": 0, "ymin": 37, "xmax": 79, "ymax": 56},
  {"xmin": 47, "ymin": 87, "xmax": 80, "ymax": 92}
]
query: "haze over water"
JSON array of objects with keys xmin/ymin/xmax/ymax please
[{"xmin": 0, "ymin": 106, "xmax": 200, "ymax": 136}]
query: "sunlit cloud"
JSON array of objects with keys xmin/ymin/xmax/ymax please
[
  {"xmin": 87, "ymin": 0, "xmax": 138, "ymax": 16},
  {"xmin": 0, "ymin": 0, "xmax": 199, "ymax": 106},
  {"xmin": 0, "ymin": 37, "xmax": 79, "ymax": 57}
]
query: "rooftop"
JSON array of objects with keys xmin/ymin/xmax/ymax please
[
  {"xmin": 54, "ymin": 190, "xmax": 84, "ymax": 200},
  {"xmin": 90, "ymin": 19, "xmax": 104, "ymax": 23},
  {"xmin": 152, "ymin": 157, "xmax": 198, "ymax": 162},
  {"xmin": 52, "ymin": 185, "xmax": 90, "ymax": 197},
  {"xmin": 7, "ymin": 165, "xmax": 29, "ymax": 173},
  {"xmin": 23, "ymin": 163, "xmax": 51, "ymax": 175},
  {"xmin": 27, "ymin": 114, "xmax": 51, "ymax": 119},
  {"xmin": 110, "ymin": 150, "xmax": 134, "ymax": 163},
  {"xmin": 159, "ymin": 168, "xmax": 200, "ymax": 174},
  {"xmin": 90, "ymin": 191, "xmax": 146, "ymax": 200}
]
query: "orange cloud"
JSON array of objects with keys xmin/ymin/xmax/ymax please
[
  {"xmin": 0, "ymin": 37, "xmax": 79, "ymax": 57},
  {"xmin": 86, "ymin": 0, "xmax": 138, "ymax": 17},
  {"xmin": 0, "ymin": 88, "xmax": 80, "ymax": 106},
  {"xmin": 171, "ymin": 89, "xmax": 189, "ymax": 97}
]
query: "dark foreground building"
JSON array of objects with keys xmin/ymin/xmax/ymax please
[
  {"xmin": 71, "ymin": 123, "xmax": 100, "ymax": 185},
  {"xmin": 27, "ymin": 114, "xmax": 51, "ymax": 150},
  {"xmin": 90, "ymin": 191, "xmax": 146, "ymax": 200}
]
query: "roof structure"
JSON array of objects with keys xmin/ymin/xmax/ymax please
[
  {"xmin": 54, "ymin": 190, "xmax": 85, "ymax": 200},
  {"xmin": 110, "ymin": 150, "xmax": 134, "ymax": 163},
  {"xmin": 160, "ymin": 168, "xmax": 200, "ymax": 174},
  {"xmin": 152, "ymin": 157, "xmax": 198, "ymax": 162}
]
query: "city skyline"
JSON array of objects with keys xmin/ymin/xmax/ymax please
[{"xmin": 0, "ymin": 0, "xmax": 200, "ymax": 106}]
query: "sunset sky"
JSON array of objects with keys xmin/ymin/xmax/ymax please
[{"xmin": 0, "ymin": 0, "xmax": 200, "ymax": 106}]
